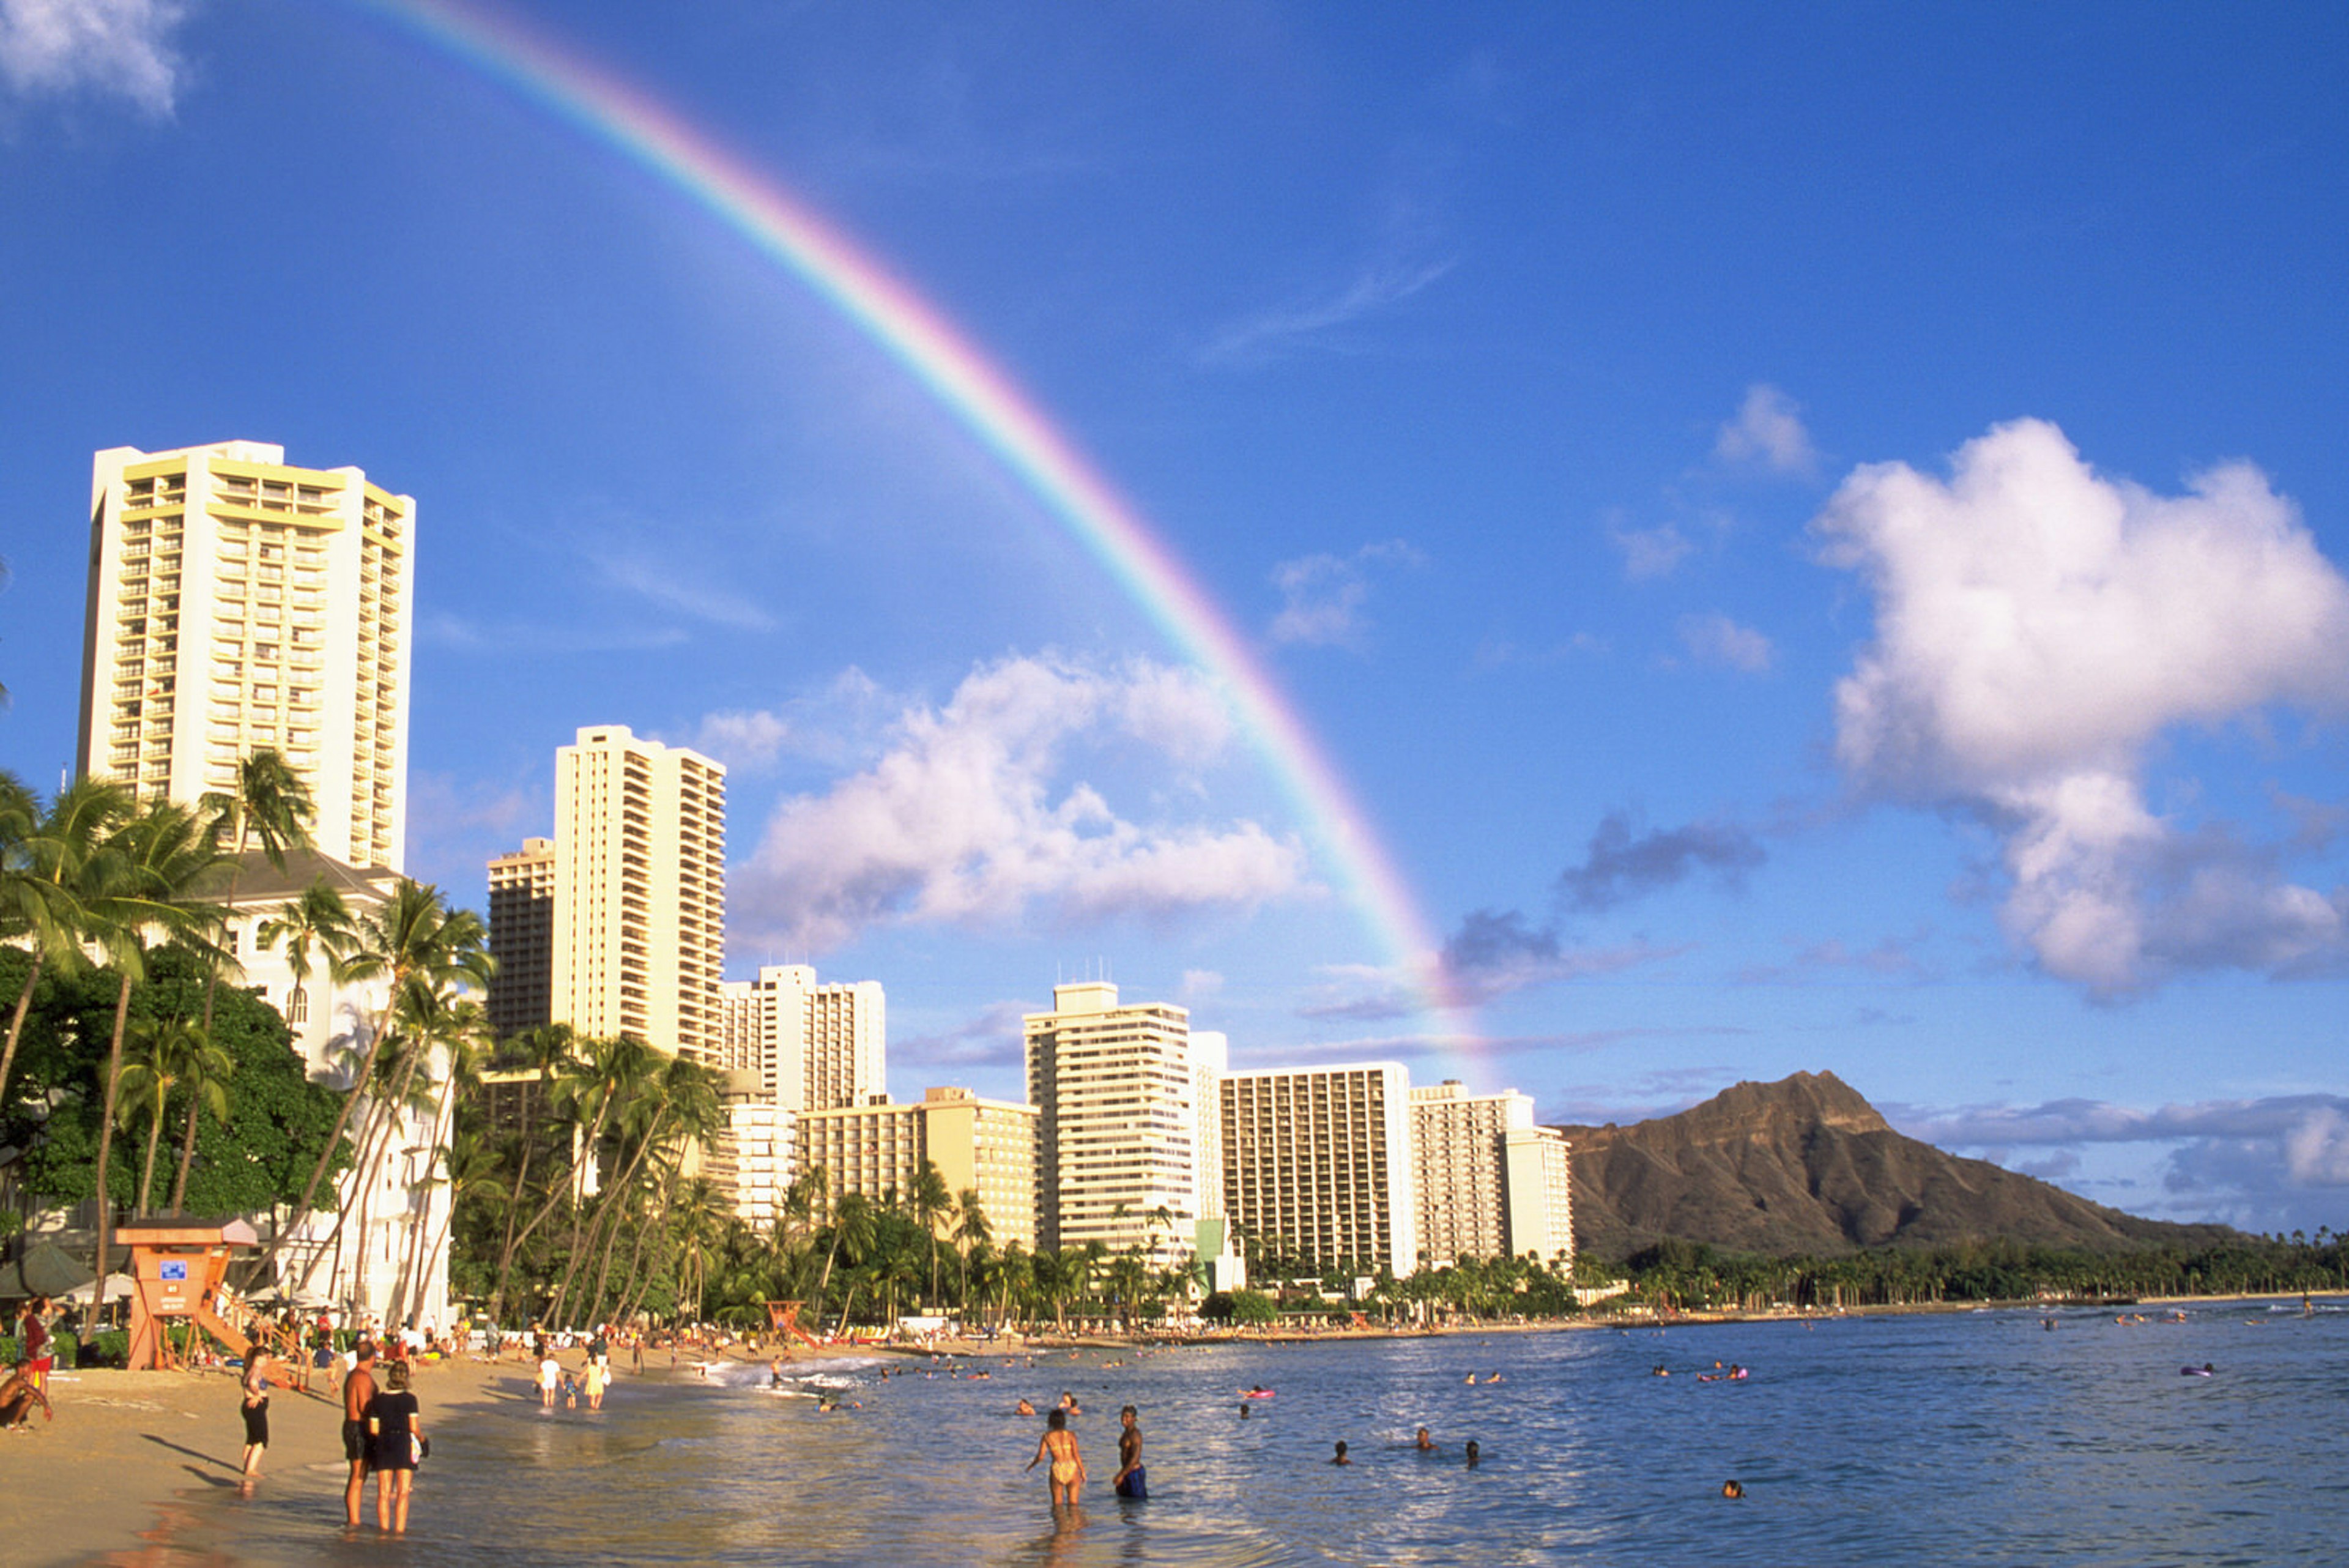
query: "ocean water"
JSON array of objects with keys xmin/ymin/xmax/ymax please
[{"xmin": 102, "ymin": 1302, "xmax": 2349, "ymax": 1566}]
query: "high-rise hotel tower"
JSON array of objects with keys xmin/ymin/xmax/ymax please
[
  {"xmin": 546, "ymin": 726, "xmax": 726, "ymax": 1060},
  {"xmin": 78, "ymin": 440, "xmax": 414, "ymax": 869},
  {"xmin": 1025, "ymin": 981, "xmax": 1208, "ymax": 1267}
]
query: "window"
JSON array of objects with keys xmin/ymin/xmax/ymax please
[{"xmin": 287, "ymin": 986, "xmax": 308, "ymax": 1024}]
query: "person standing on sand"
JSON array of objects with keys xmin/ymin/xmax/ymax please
[
  {"xmin": 18, "ymin": 1298, "xmax": 53, "ymax": 1394},
  {"xmin": 365, "ymin": 1359, "xmax": 424, "ymax": 1534},
  {"xmin": 341, "ymin": 1342, "xmax": 378, "ymax": 1528},
  {"xmin": 239, "ymin": 1349, "xmax": 273, "ymax": 1484},
  {"xmin": 1112, "ymin": 1405, "xmax": 1146, "ymax": 1499},
  {"xmin": 1027, "ymin": 1407, "xmax": 1085, "ymax": 1506}
]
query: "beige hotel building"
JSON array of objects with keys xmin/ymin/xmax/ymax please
[
  {"xmin": 795, "ymin": 1087, "xmax": 1039, "ymax": 1251},
  {"xmin": 1410, "ymin": 1080, "xmax": 1573, "ymax": 1269},
  {"xmin": 78, "ymin": 440, "xmax": 413, "ymax": 869},
  {"xmin": 1220, "ymin": 1063, "xmax": 1415, "ymax": 1281}
]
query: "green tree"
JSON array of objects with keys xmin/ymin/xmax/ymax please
[
  {"xmin": 114, "ymin": 1014, "xmax": 227, "ymax": 1216},
  {"xmin": 0, "ymin": 777, "xmax": 132, "ymax": 1113},
  {"xmin": 198, "ymin": 748, "xmax": 314, "ymax": 1029},
  {"xmin": 908, "ymin": 1159, "xmax": 955, "ymax": 1307},
  {"xmin": 89, "ymin": 798, "xmax": 231, "ymax": 1275}
]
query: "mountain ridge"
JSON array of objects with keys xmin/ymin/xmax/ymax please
[{"xmin": 1553, "ymin": 1071, "xmax": 2241, "ymax": 1259}]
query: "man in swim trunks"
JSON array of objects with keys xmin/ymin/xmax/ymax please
[
  {"xmin": 1028, "ymin": 1407, "xmax": 1085, "ymax": 1506},
  {"xmin": 0, "ymin": 1361, "xmax": 53, "ymax": 1429},
  {"xmin": 342, "ymin": 1342, "xmax": 378, "ymax": 1528},
  {"xmin": 1113, "ymin": 1405, "xmax": 1146, "ymax": 1499}
]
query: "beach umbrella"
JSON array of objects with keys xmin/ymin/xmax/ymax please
[
  {"xmin": 0, "ymin": 1239, "xmax": 96, "ymax": 1299},
  {"xmin": 63, "ymin": 1273, "xmax": 136, "ymax": 1305}
]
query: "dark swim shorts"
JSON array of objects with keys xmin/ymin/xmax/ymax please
[
  {"xmin": 1116, "ymin": 1465, "xmax": 1148, "ymax": 1499},
  {"xmin": 343, "ymin": 1418, "xmax": 366, "ymax": 1462},
  {"xmin": 242, "ymin": 1396, "xmax": 269, "ymax": 1447}
]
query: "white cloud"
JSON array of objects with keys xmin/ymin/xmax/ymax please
[
  {"xmin": 687, "ymin": 668, "xmax": 891, "ymax": 773},
  {"xmin": 595, "ymin": 552, "xmax": 776, "ymax": 632},
  {"xmin": 1676, "ymin": 612, "xmax": 1773, "ymax": 672},
  {"xmin": 1198, "ymin": 259, "xmax": 1454, "ymax": 368},
  {"xmin": 0, "ymin": 0, "xmax": 187, "ymax": 114},
  {"xmin": 1714, "ymin": 383, "xmax": 1819, "ymax": 476},
  {"xmin": 1891, "ymin": 1092, "xmax": 2349, "ymax": 1233},
  {"xmin": 1178, "ymin": 968, "xmax": 1224, "ymax": 1002},
  {"xmin": 1608, "ymin": 520, "xmax": 1694, "ymax": 581},
  {"xmin": 1816, "ymin": 418, "xmax": 2349, "ymax": 993},
  {"xmin": 1267, "ymin": 540, "xmax": 1423, "ymax": 650},
  {"xmin": 730, "ymin": 654, "xmax": 1310, "ymax": 950}
]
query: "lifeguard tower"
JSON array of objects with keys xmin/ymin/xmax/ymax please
[
  {"xmin": 118, "ymin": 1217, "xmax": 259, "ymax": 1370},
  {"xmin": 763, "ymin": 1299, "xmax": 824, "ymax": 1350}
]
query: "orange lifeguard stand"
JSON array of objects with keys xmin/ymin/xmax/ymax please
[
  {"xmin": 119, "ymin": 1217, "xmax": 259, "ymax": 1370},
  {"xmin": 763, "ymin": 1299, "xmax": 823, "ymax": 1349}
]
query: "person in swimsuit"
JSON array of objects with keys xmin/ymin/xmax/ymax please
[
  {"xmin": 1416, "ymin": 1426, "xmax": 1438, "ymax": 1451},
  {"xmin": 1028, "ymin": 1407, "xmax": 1085, "ymax": 1506},
  {"xmin": 240, "ymin": 1350, "xmax": 273, "ymax": 1484},
  {"xmin": 1112, "ymin": 1405, "xmax": 1146, "ymax": 1499},
  {"xmin": 1722, "ymin": 1479, "xmax": 1744, "ymax": 1499},
  {"xmin": 1465, "ymin": 1441, "xmax": 1480, "ymax": 1470},
  {"xmin": 583, "ymin": 1358, "xmax": 607, "ymax": 1411},
  {"xmin": 538, "ymin": 1350, "xmax": 562, "ymax": 1408},
  {"xmin": 365, "ymin": 1360, "xmax": 424, "ymax": 1534},
  {"xmin": 18, "ymin": 1298, "xmax": 53, "ymax": 1394},
  {"xmin": 340, "ymin": 1342, "xmax": 379, "ymax": 1526},
  {"xmin": 1332, "ymin": 1441, "xmax": 1351, "ymax": 1465},
  {"xmin": 1016, "ymin": 1398, "xmax": 1036, "ymax": 1415},
  {"xmin": 0, "ymin": 1361, "xmax": 54, "ymax": 1429}
]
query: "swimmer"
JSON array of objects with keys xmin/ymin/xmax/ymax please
[
  {"xmin": 1484, "ymin": 1373, "xmax": 1502, "ymax": 1384},
  {"xmin": 769, "ymin": 1357, "xmax": 785, "ymax": 1388},
  {"xmin": 1415, "ymin": 1426, "xmax": 1437, "ymax": 1452},
  {"xmin": 1723, "ymin": 1479, "xmax": 1745, "ymax": 1499},
  {"xmin": 1112, "ymin": 1405, "xmax": 1147, "ymax": 1500},
  {"xmin": 1463, "ymin": 1373, "xmax": 1476, "ymax": 1384},
  {"xmin": 1332, "ymin": 1441, "xmax": 1351, "ymax": 1466},
  {"xmin": 1239, "ymin": 1402, "xmax": 1251, "ymax": 1419},
  {"xmin": 1027, "ymin": 1408, "xmax": 1085, "ymax": 1506},
  {"xmin": 1017, "ymin": 1398, "xmax": 1036, "ymax": 1416},
  {"xmin": 1464, "ymin": 1441, "xmax": 1480, "ymax": 1470}
]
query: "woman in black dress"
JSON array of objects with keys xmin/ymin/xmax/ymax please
[
  {"xmin": 239, "ymin": 1349, "xmax": 272, "ymax": 1484},
  {"xmin": 365, "ymin": 1359, "xmax": 425, "ymax": 1533}
]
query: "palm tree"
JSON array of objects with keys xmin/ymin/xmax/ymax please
[
  {"xmin": 87, "ymin": 797, "xmax": 231, "ymax": 1279},
  {"xmin": 484, "ymin": 1023, "xmax": 577, "ymax": 1327},
  {"xmin": 0, "ymin": 776, "xmax": 132, "ymax": 1112},
  {"xmin": 166, "ymin": 1022, "xmax": 236, "ymax": 1214},
  {"xmin": 393, "ymin": 990, "xmax": 492, "ymax": 1326},
  {"xmin": 952, "ymin": 1188, "xmax": 991, "ymax": 1313},
  {"xmin": 254, "ymin": 876, "xmax": 358, "ymax": 1039},
  {"xmin": 116, "ymin": 1014, "xmax": 220, "ymax": 1216},
  {"xmin": 819, "ymin": 1192, "xmax": 879, "ymax": 1332},
  {"xmin": 260, "ymin": 877, "xmax": 491, "ymax": 1288},
  {"xmin": 493, "ymin": 1032, "xmax": 653, "ymax": 1325},
  {"xmin": 907, "ymin": 1159, "xmax": 954, "ymax": 1307},
  {"xmin": 198, "ymin": 748, "xmax": 315, "ymax": 1028}
]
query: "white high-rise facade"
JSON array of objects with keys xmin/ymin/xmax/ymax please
[
  {"xmin": 718, "ymin": 965, "xmax": 885, "ymax": 1112},
  {"xmin": 1025, "ymin": 982, "xmax": 1202, "ymax": 1266},
  {"xmin": 549, "ymin": 726, "xmax": 726, "ymax": 1060},
  {"xmin": 78, "ymin": 440, "xmax": 414, "ymax": 869},
  {"xmin": 1409, "ymin": 1080, "xmax": 1572, "ymax": 1269},
  {"xmin": 1220, "ymin": 1063, "xmax": 1415, "ymax": 1282}
]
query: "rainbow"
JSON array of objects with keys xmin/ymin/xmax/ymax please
[{"xmin": 357, "ymin": 0, "xmax": 1474, "ymax": 1044}]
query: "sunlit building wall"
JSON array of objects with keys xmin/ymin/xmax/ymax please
[{"xmin": 78, "ymin": 439, "xmax": 414, "ymax": 870}]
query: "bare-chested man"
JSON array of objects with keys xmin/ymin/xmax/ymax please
[
  {"xmin": 1112, "ymin": 1405, "xmax": 1147, "ymax": 1499},
  {"xmin": 342, "ymin": 1342, "xmax": 379, "ymax": 1528}
]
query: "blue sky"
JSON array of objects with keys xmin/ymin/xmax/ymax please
[{"xmin": 2, "ymin": 1, "xmax": 2345, "ymax": 1235}]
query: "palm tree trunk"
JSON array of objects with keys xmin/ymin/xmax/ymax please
[
  {"xmin": 486, "ymin": 1087, "xmax": 540, "ymax": 1325},
  {"xmin": 398, "ymin": 1063, "xmax": 464, "ymax": 1327},
  {"xmin": 255, "ymin": 1011, "xmax": 396, "ymax": 1287},
  {"xmin": 552, "ymin": 1117, "xmax": 664, "ymax": 1326},
  {"xmin": 0, "ymin": 951, "xmax": 46, "ymax": 1112},
  {"xmin": 170, "ymin": 1094, "xmax": 202, "ymax": 1213},
  {"xmin": 92, "ymin": 973, "xmax": 135, "ymax": 1281},
  {"xmin": 138, "ymin": 1095, "xmax": 168, "ymax": 1217},
  {"xmin": 612, "ymin": 1175, "xmax": 678, "ymax": 1329}
]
